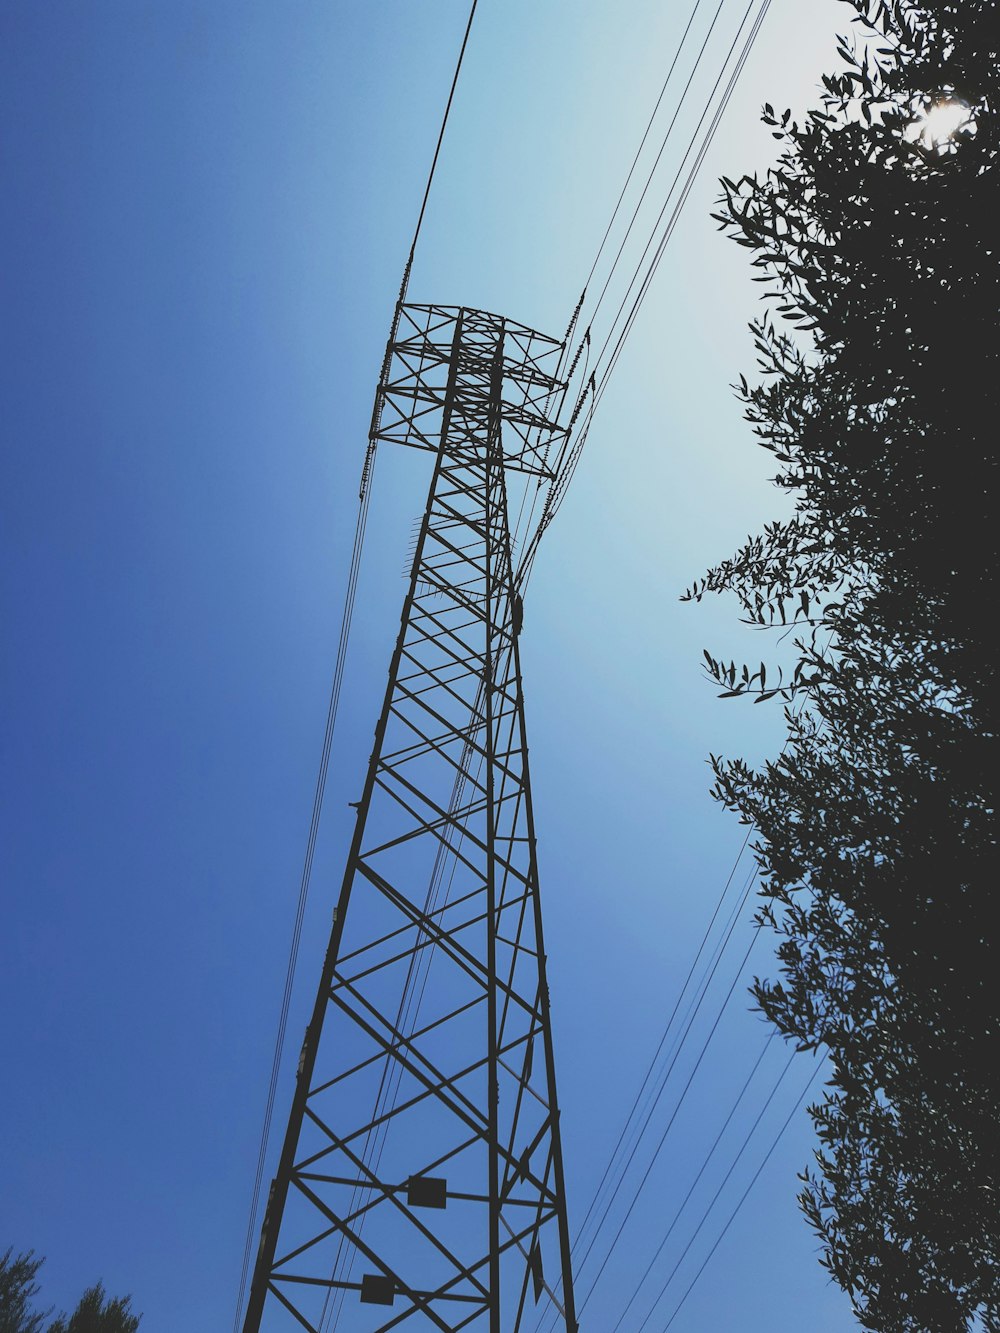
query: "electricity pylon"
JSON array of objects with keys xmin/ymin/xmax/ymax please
[{"xmin": 243, "ymin": 304, "xmax": 578, "ymax": 1332}]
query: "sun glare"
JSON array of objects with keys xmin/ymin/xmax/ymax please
[{"xmin": 908, "ymin": 99, "xmax": 974, "ymax": 150}]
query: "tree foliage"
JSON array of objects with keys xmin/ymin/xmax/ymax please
[
  {"xmin": 685, "ymin": 1, "xmax": 998, "ymax": 1328},
  {"xmin": 0, "ymin": 1255, "xmax": 139, "ymax": 1333},
  {"xmin": 0, "ymin": 1251, "xmax": 47, "ymax": 1333},
  {"xmin": 48, "ymin": 1285, "xmax": 139, "ymax": 1333}
]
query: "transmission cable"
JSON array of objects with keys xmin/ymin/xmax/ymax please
[
  {"xmin": 612, "ymin": 1031, "xmax": 776, "ymax": 1330},
  {"xmin": 524, "ymin": 3, "xmax": 786, "ymax": 1322},
  {"xmin": 655, "ymin": 1057, "xmax": 825, "ymax": 1330},
  {"xmin": 590, "ymin": 0, "xmax": 761, "ymax": 387},
  {"xmin": 550, "ymin": 825, "xmax": 754, "ymax": 1275},
  {"xmin": 539, "ymin": 717, "xmax": 814, "ymax": 1328},
  {"xmin": 522, "ymin": 0, "xmax": 726, "ymax": 578},
  {"xmin": 632, "ymin": 1044, "xmax": 798, "ymax": 1330},
  {"xmin": 534, "ymin": 0, "xmax": 773, "ymax": 565},
  {"xmin": 585, "ymin": 0, "xmax": 726, "ymax": 337},
  {"xmin": 546, "ymin": 0, "xmax": 750, "ymax": 472},
  {"xmin": 531, "ymin": 855, "xmax": 759, "ymax": 1333},
  {"xmin": 516, "ymin": 0, "xmax": 716, "ymax": 589},
  {"xmin": 591, "ymin": 0, "xmax": 771, "ymax": 418},
  {"xmin": 581, "ymin": 0, "xmax": 709, "ymax": 305},
  {"xmin": 571, "ymin": 883, "xmax": 764, "ymax": 1324},
  {"xmin": 233, "ymin": 462, "xmax": 375, "ymax": 1330}
]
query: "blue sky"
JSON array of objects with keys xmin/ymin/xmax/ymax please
[{"xmin": 2, "ymin": 2, "xmax": 856, "ymax": 1329}]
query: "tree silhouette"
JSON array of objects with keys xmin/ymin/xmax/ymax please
[
  {"xmin": 48, "ymin": 1285, "xmax": 139, "ymax": 1333},
  {"xmin": 0, "ymin": 1255, "xmax": 139, "ymax": 1333},
  {"xmin": 0, "ymin": 1251, "xmax": 47, "ymax": 1333},
  {"xmin": 686, "ymin": 1, "xmax": 998, "ymax": 1328}
]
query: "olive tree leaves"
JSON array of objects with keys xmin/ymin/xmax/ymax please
[{"xmin": 688, "ymin": 1, "xmax": 1000, "ymax": 1327}]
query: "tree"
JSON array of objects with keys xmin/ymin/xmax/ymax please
[
  {"xmin": 48, "ymin": 1285, "xmax": 140, "ymax": 1333},
  {"xmin": 0, "ymin": 1254, "xmax": 139, "ymax": 1333},
  {"xmin": 685, "ymin": 1, "xmax": 999, "ymax": 1328},
  {"xmin": 0, "ymin": 1251, "xmax": 47, "ymax": 1333}
]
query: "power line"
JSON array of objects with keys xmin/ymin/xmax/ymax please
[
  {"xmin": 541, "ymin": 703, "xmax": 817, "ymax": 1323},
  {"xmin": 559, "ymin": 856, "xmax": 756, "ymax": 1275},
  {"xmin": 581, "ymin": 0, "xmax": 710, "ymax": 303},
  {"xmin": 538, "ymin": 0, "xmax": 733, "ymax": 524},
  {"xmin": 590, "ymin": 0, "xmax": 761, "ymax": 390},
  {"xmin": 537, "ymin": 0, "xmax": 773, "ymax": 558},
  {"xmin": 634, "ymin": 1044, "xmax": 799, "ymax": 1330},
  {"xmin": 565, "ymin": 756, "xmax": 819, "ymax": 1324},
  {"xmin": 593, "ymin": 0, "xmax": 772, "ymax": 408},
  {"xmin": 531, "ymin": 855, "xmax": 760, "ymax": 1333},
  {"xmin": 657, "ymin": 1058, "xmax": 825, "ymax": 1331},
  {"xmin": 572, "ymin": 886, "xmax": 763, "ymax": 1323},
  {"xmin": 529, "ymin": 1, "xmax": 781, "ymax": 1257},
  {"xmin": 232, "ymin": 466, "xmax": 375, "ymax": 1330},
  {"xmin": 554, "ymin": 824, "xmax": 756, "ymax": 1279},
  {"xmin": 612, "ymin": 1032, "xmax": 777, "ymax": 1330},
  {"xmin": 585, "ymin": 0, "xmax": 727, "ymax": 336}
]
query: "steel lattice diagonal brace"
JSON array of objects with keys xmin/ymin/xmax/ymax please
[{"xmin": 243, "ymin": 307, "xmax": 578, "ymax": 1333}]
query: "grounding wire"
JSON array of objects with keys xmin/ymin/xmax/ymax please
[{"xmin": 405, "ymin": 0, "xmax": 479, "ymax": 282}]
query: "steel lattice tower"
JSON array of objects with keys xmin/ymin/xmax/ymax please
[{"xmin": 243, "ymin": 305, "xmax": 578, "ymax": 1333}]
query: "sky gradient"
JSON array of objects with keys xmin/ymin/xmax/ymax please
[{"xmin": 3, "ymin": 3, "xmax": 855, "ymax": 1329}]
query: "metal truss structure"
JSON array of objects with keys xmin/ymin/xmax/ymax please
[{"xmin": 243, "ymin": 305, "xmax": 578, "ymax": 1332}]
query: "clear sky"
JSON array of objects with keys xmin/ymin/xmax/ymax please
[{"xmin": 2, "ymin": 2, "xmax": 855, "ymax": 1330}]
